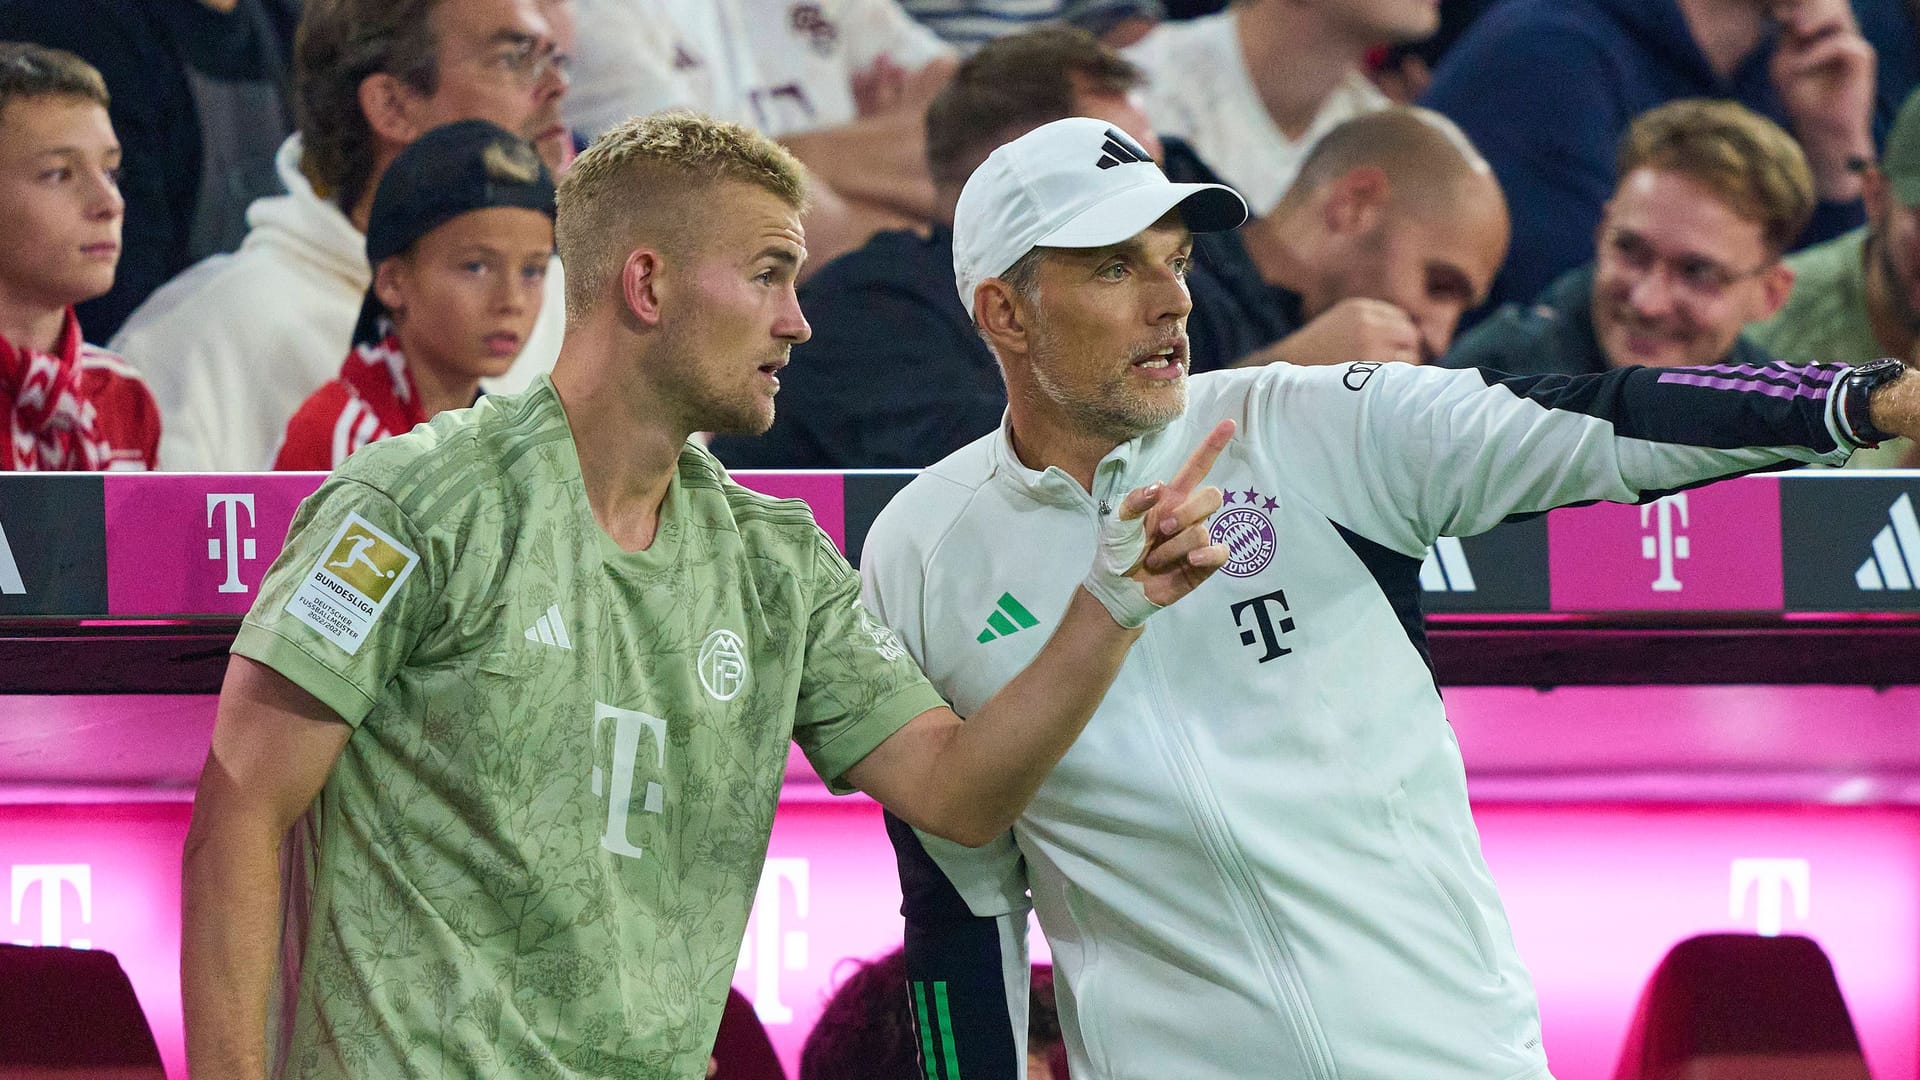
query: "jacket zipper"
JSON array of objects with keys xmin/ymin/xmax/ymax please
[{"xmin": 1135, "ymin": 635, "xmax": 1342, "ymax": 1080}]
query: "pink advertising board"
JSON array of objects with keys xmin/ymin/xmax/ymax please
[
  {"xmin": 6, "ymin": 798, "xmax": 1918, "ymax": 1080},
  {"xmin": 1548, "ymin": 478, "xmax": 1784, "ymax": 611},
  {"xmin": 103, "ymin": 474, "xmax": 324, "ymax": 616},
  {"xmin": 731, "ymin": 471, "xmax": 847, "ymax": 554},
  {"xmin": 95, "ymin": 472, "xmax": 849, "ymax": 617},
  {"xmin": 2, "ymin": 803, "xmax": 193, "ymax": 1079}
]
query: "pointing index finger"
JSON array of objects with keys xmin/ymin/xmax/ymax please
[{"xmin": 1163, "ymin": 419, "xmax": 1236, "ymax": 501}]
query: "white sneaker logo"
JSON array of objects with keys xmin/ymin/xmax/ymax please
[
  {"xmin": 1855, "ymin": 493, "xmax": 1920, "ymax": 591},
  {"xmin": 524, "ymin": 604, "xmax": 573, "ymax": 650},
  {"xmin": 1418, "ymin": 537, "xmax": 1477, "ymax": 592}
]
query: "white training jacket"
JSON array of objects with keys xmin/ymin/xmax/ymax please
[{"xmin": 859, "ymin": 359, "xmax": 1863, "ymax": 1080}]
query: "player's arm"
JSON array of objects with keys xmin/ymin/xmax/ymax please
[
  {"xmin": 844, "ymin": 422, "xmax": 1234, "ymax": 847},
  {"xmin": 783, "ymin": 110, "xmax": 939, "ymax": 223},
  {"xmin": 181, "ymin": 657, "xmax": 350, "ymax": 1080}
]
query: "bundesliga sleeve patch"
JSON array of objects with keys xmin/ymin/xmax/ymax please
[{"xmin": 285, "ymin": 511, "xmax": 420, "ymax": 655}]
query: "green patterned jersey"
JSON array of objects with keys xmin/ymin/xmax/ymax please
[{"xmin": 233, "ymin": 377, "xmax": 945, "ymax": 1079}]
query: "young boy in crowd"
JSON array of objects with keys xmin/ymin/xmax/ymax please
[
  {"xmin": 274, "ymin": 120, "xmax": 555, "ymax": 470},
  {"xmin": 0, "ymin": 42, "xmax": 158, "ymax": 471}
]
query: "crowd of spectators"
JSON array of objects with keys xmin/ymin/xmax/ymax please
[{"xmin": 6, "ymin": 0, "xmax": 1916, "ymax": 477}]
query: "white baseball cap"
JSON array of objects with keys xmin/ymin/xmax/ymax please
[{"xmin": 952, "ymin": 116, "xmax": 1248, "ymax": 317}]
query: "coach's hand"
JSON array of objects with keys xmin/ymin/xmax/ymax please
[{"xmin": 1082, "ymin": 419, "xmax": 1234, "ymax": 626}]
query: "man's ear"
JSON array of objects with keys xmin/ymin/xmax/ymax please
[
  {"xmin": 1322, "ymin": 165, "xmax": 1390, "ymax": 238},
  {"xmin": 620, "ymin": 249, "xmax": 667, "ymax": 327},
  {"xmin": 357, "ymin": 72, "xmax": 424, "ymax": 147},
  {"xmin": 372, "ymin": 258, "xmax": 407, "ymax": 324},
  {"xmin": 1863, "ymin": 165, "xmax": 1893, "ymax": 229},
  {"xmin": 1754, "ymin": 260, "xmax": 1795, "ymax": 321},
  {"xmin": 975, "ymin": 278, "xmax": 1032, "ymax": 362}
]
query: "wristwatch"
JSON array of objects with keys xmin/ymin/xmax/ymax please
[{"xmin": 1839, "ymin": 356, "xmax": 1908, "ymax": 447}]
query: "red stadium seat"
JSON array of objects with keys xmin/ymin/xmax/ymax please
[
  {"xmin": 0, "ymin": 944, "xmax": 165, "ymax": 1079},
  {"xmin": 712, "ymin": 987, "xmax": 786, "ymax": 1080},
  {"xmin": 1612, "ymin": 934, "xmax": 1871, "ymax": 1080}
]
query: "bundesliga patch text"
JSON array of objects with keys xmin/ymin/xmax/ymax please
[{"xmin": 286, "ymin": 512, "xmax": 420, "ymax": 655}]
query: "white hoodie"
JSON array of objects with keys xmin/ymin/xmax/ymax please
[{"xmin": 112, "ymin": 136, "xmax": 564, "ymax": 472}]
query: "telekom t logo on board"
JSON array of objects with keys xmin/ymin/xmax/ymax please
[
  {"xmin": 9, "ymin": 864, "xmax": 92, "ymax": 948},
  {"xmin": 207, "ymin": 492, "xmax": 259, "ymax": 594},
  {"xmin": 1547, "ymin": 480, "xmax": 1781, "ymax": 611},
  {"xmin": 1639, "ymin": 494, "xmax": 1690, "ymax": 592},
  {"xmin": 1730, "ymin": 857, "xmax": 1809, "ymax": 937},
  {"xmin": 738, "ymin": 858, "xmax": 810, "ymax": 1024}
]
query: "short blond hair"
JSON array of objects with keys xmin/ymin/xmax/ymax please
[
  {"xmin": 556, "ymin": 111, "xmax": 808, "ymax": 322},
  {"xmin": 1617, "ymin": 99, "xmax": 1815, "ymax": 258}
]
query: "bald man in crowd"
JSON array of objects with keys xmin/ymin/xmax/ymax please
[{"xmin": 1192, "ymin": 105, "xmax": 1510, "ymax": 369}]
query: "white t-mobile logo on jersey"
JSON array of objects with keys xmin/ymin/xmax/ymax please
[
  {"xmin": 207, "ymin": 492, "xmax": 259, "ymax": 594},
  {"xmin": 10, "ymin": 864, "xmax": 92, "ymax": 947},
  {"xmin": 1640, "ymin": 493, "xmax": 1690, "ymax": 592},
  {"xmin": 737, "ymin": 858, "xmax": 810, "ymax": 1024},
  {"xmin": 592, "ymin": 702, "xmax": 668, "ymax": 860}
]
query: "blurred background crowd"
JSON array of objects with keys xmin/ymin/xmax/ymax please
[{"xmin": 5, "ymin": 0, "xmax": 1920, "ymax": 479}]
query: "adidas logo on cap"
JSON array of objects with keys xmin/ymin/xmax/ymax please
[{"xmin": 1094, "ymin": 131, "xmax": 1151, "ymax": 170}]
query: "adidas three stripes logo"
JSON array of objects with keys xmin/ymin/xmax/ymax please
[
  {"xmin": 976, "ymin": 592, "xmax": 1040, "ymax": 642},
  {"xmin": 1856, "ymin": 493, "xmax": 1920, "ymax": 591},
  {"xmin": 911, "ymin": 979, "xmax": 961, "ymax": 1080}
]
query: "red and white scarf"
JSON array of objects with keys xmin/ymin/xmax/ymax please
[{"xmin": 0, "ymin": 308, "xmax": 109, "ymax": 471}]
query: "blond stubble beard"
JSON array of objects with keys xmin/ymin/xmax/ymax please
[
  {"xmin": 652, "ymin": 317, "xmax": 782, "ymax": 437},
  {"xmin": 1026, "ymin": 319, "xmax": 1187, "ymax": 444}
]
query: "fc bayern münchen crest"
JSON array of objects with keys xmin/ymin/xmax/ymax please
[{"xmin": 1209, "ymin": 487, "xmax": 1280, "ymax": 577}]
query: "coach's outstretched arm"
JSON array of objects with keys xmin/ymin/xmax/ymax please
[
  {"xmin": 1261, "ymin": 356, "xmax": 1920, "ymax": 560},
  {"xmin": 843, "ymin": 420, "xmax": 1235, "ymax": 848}
]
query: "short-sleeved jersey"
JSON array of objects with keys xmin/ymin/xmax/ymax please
[{"xmin": 233, "ymin": 376, "xmax": 945, "ymax": 1079}]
